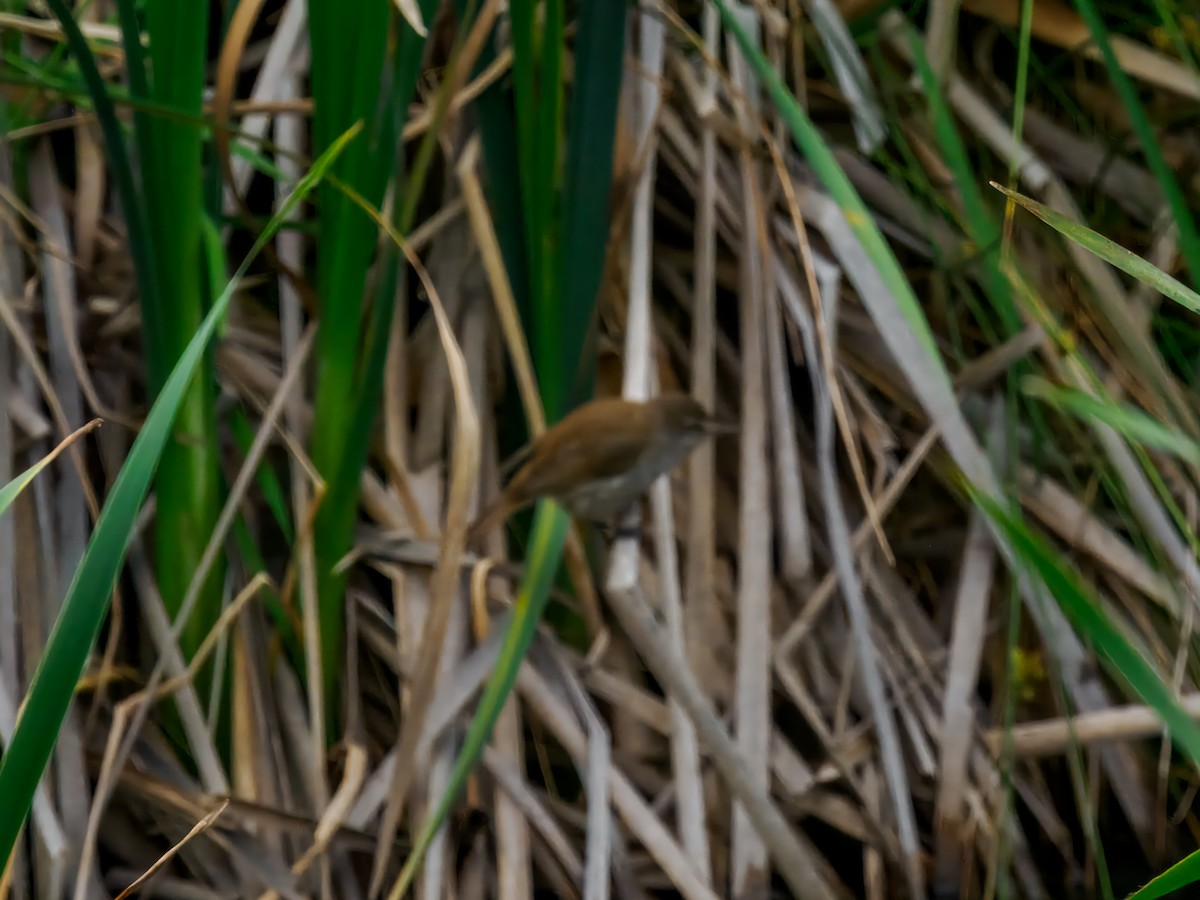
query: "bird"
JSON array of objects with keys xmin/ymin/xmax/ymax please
[{"xmin": 468, "ymin": 391, "xmax": 735, "ymax": 542}]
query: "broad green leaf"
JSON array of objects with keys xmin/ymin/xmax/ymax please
[
  {"xmin": 309, "ymin": 0, "xmax": 438, "ymax": 730},
  {"xmin": 1129, "ymin": 847, "xmax": 1200, "ymax": 899},
  {"xmin": 555, "ymin": 0, "xmax": 626, "ymax": 410},
  {"xmin": 0, "ymin": 124, "xmax": 360, "ymax": 870}
]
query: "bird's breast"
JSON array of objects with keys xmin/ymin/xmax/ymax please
[{"xmin": 557, "ymin": 472, "xmax": 642, "ymax": 520}]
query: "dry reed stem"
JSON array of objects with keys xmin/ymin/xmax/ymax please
[
  {"xmin": 372, "ymin": 236, "xmax": 481, "ymax": 899},
  {"xmin": 9, "ymin": 3, "xmax": 1200, "ymax": 896},
  {"xmin": 112, "ymin": 800, "xmax": 229, "ymax": 900},
  {"xmin": 723, "ymin": 8, "xmax": 774, "ymax": 891},
  {"xmin": 932, "ymin": 400, "xmax": 1002, "ymax": 889}
]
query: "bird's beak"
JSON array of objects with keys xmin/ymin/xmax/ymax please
[{"xmin": 701, "ymin": 417, "xmax": 739, "ymax": 435}]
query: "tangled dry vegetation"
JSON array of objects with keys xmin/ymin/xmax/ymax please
[{"xmin": 4, "ymin": 0, "xmax": 1200, "ymax": 898}]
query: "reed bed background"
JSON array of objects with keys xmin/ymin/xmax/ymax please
[{"xmin": 2, "ymin": 0, "xmax": 1200, "ymax": 898}]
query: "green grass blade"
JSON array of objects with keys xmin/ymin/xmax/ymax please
[
  {"xmin": 382, "ymin": 5, "xmax": 624, "ymax": 890},
  {"xmin": 712, "ymin": 0, "xmax": 944, "ymax": 372},
  {"xmin": 1070, "ymin": 0, "xmax": 1200, "ymax": 289},
  {"xmin": 0, "ymin": 124, "xmax": 360, "ymax": 869},
  {"xmin": 343, "ymin": 0, "xmax": 456, "ymax": 484},
  {"xmin": 509, "ymin": 0, "xmax": 563, "ymax": 417},
  {"xmin": 1006, "ymin": 0, "xmax": 1035, "ymax": 186},
  {"xmin": 509, "ymin": 0, "xmax": 542, "ymax": 305},
  {"xmin": 113, "ymin": 0, "xmax": 153, "ymax": 195},
  {"xmin": 900, "ymin": 22, "xmax": 1019, "ymax": 334},
  {"xmin": 139, "ymin": 0, "xmax": 224, "ymax": 678},
  {"xmin": 308, "ymin": 1, "xmax": 433, "ymax": 729},
  {"xmin": 229, "ymin": 409, "xmax": 294, "ymax": 543},
  {"xmin": 1022, "ymin": 376, "xmax": 1200, "ymax": 465},
  {"xmin": 991, "ymin": 183, "xmax": 1200, "ymax": 315},
  {"xmin": 1129, "ymin": 847, "xmax": 1200, "ymax": 899},
  {"xmin": 200, "ymin": 213, "xmax": 229, "ymax": 337},
  {"xmin": 556, "ymin": 0, "xmax": 626, "ymax": 409},
  {"xmin": 386, "ymin": 504, "xmax": 570, "ymax": 900},
  {"xmin": 971, "ymin": 489, "xmax": 1200, "ymax": 767},
  {"xmin": 979, "ymin": 483, "xmax": 1199, "ymax": 900},
  {"xmin": 46, "ymin": 0, "xmax": 224, "ymax": 716},
  {"xmin": 533, "ymin": 0, "xmax": 566, "ymax": 415},
  {"xmin": 42, "ymin": 0, "xmax": 160, "ymax": 355}
]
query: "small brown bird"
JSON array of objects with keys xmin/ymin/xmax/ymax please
[{"xmin": 469, "ymin": 392, "xmax": 734, "ymax": 541}]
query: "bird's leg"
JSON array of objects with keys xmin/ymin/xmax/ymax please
[
  {"xmin": 587, "ymin": 519, "xmax": 618, "ymax": 541},
  {"xmin": 582, "ymin": 505, "xmax": 642, "ymax": 547},
  {"xmin": 609, "ymin": 504, "xmax": 642, "ymax": 542},
  {"xmin": 586, "ymin": 519, "xmax": 640, "ymax": 542}
]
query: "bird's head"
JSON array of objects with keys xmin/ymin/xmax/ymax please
[{"xmin": 653, "ymin": 392, "xmax": 737, "ymax": 439}]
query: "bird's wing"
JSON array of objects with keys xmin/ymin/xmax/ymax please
[{"xmin": 513, "ymin": 420, "xmax": 648, "ymax": 499}]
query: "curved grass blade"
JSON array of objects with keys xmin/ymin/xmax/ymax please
[
  {"xmin": 0, "ymin": 419, "xmax": 102, "ymax": 517},
  {"xmin": 991, "ymin": 183, "xmax": 1200, "ymax": 316},
  {"xmin": 0, "ymin": 123, "xmax": 360, "ymax": 869},
  {"xmin": 339, "ymin": 111, "xmax": 486, "ymax": 888},
  {"xmin": 1070, "ymin": 0, "xmax": 1200, "ymax": 290},
  {"xmin": 385, "ymin": 503, "xmax": 570, "ymax": 900},
  {"xmin": 42, "ymin": 0, "xmax": 160, "ymax": 353}
]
